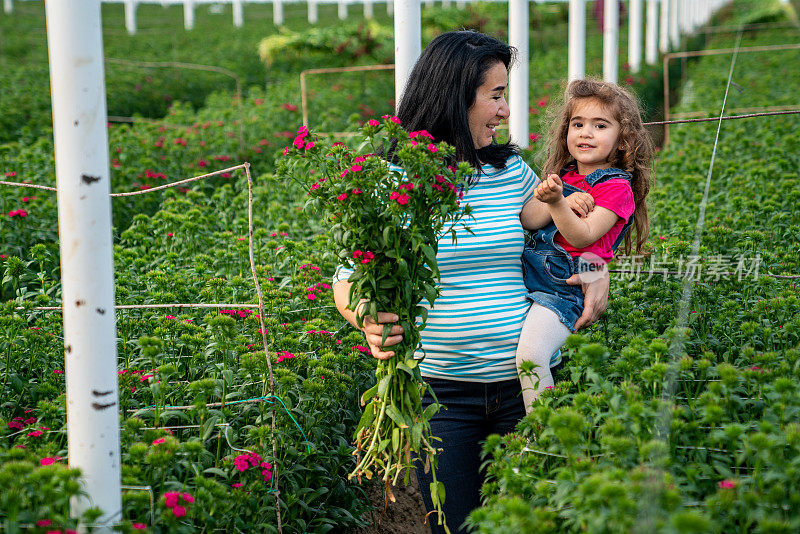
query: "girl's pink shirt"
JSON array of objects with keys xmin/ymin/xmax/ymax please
[{"xmin": 553, "ymin": 169, "xmax": 635, "ymax": 262}]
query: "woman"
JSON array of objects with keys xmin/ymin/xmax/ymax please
[{"xmin": 333, "ymin": 31, "xmax": 609, "ymax": 534}]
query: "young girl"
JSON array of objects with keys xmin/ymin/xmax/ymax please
[{"xmin": 517, "ymin": 79, "xmax": 654, "ymax": 411}]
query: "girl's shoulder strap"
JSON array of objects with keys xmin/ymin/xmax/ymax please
[{"xmin": 584, "ymin": 167, "xmax": 632, "ymax": 186}]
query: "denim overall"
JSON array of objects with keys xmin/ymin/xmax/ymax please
[{"xmin": 522, "ymin": 166, "xmax": 633, "ymax": 332}]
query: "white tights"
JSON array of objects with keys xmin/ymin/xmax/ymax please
[{"xmin": 516, "ymin": 303, "xmax": 572, "ymax": 414}]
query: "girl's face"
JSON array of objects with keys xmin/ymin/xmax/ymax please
[
  {"xmin": 566, "ymin": 98, "xmax": 621, "ymax": 176},
  {"xmin": 467, "ymin": 61, "xmax": 510, "ymax": 150}
]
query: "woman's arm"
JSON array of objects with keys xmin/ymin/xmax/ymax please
[{"xmin": 333, "ymin": 280, "xmax": 404, "ymax": 360}]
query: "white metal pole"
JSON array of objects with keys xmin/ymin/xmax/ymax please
[
  {"xmin": 387, "ymin": 0, "xmax": 393, "ymax": 16},
  {"xmin": 509, "ymin": 0, "xmax": 529, "ymax": 149},
  {"xmin": 603, "ymin": 0, "xmax": 618, "ymax": 84},
  {"xmin": 568, "ymin": 0, "xmax": 585, "ymax": 82},
  {"xmin": 680, "ymin": 0, "xmax": 688, "ymax": 33},
  {"xmin": 3, "ymin": 0, "xmax": 11, "ymax": 14},
  {"xmin": 394, "ymin": 0, "xmax": 421, "ymax": 111},
  {"xmin": 125, "ymin": 0, "xmax": 136, "ymax": 34},
  {"xmin": 457, "ymin": 0, "xmax": 466, "ymax": 8},
  {"xmin": 628, "ymin": 0, "xmax": 643, "ymax": 72},
  {"xmin": 274, "ymin": 0, "xmax": 283, "ymax": 25},
  {"xmin": 44, "ymin": 0, "xmax": 122, "ymax": 529},
  {"xmin": 233, "ymin": 0, "xmax": 243, "ymax": 27},
  {"xmin": 338, "ymin": 0, "xmax": 347, "ymax": 19},
  {"xmin": 308, "ymin": 0, "xmax": 318, "ymax": 23},
  {"xmin": 442, "ymin": 0, "xmax": 450, "ymax": 7},
  {"xmin": 645, "ymin": 0, "xmax": 657, "ymax": 64},
  {"xmin": 364, "ymin": 0, "xmax": 373, "ymax": 18},
  {"xmin": 424, "ymin": 0, "xmax": 434, "ymax": 7},
  {"xmin": 669, "ymin": 0, "xmax": 679, "ymax": 49},
  {"xmin": 660, "ymin": 0, "xmax": 669, "ymax": 52},
  {"xmin": 184, "ymin": 0, "xmax": 194, "ymax": 30}
]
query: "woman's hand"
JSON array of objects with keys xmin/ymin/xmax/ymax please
[
  {"xmin": 566, "ymin": 269, "xmax": 609, "ymax": 330},
  {"xmin": 356, "ymin": 302, "xmax": 405, "ymax": 360},
  {"xmin": 565, "ymin": 191, "xmax": 595, "ymax": 218}
]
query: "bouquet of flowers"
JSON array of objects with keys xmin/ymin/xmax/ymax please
[{"xmin": 278, "ymin": 116, "xmax": 473, "ymax": 531}]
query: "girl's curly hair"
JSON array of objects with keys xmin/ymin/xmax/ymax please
[{"xmin": 542, "ymin": 78, "xmax": 654, "ymax": 255}]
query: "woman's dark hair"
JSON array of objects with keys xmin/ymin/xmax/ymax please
[{"xmin": 395, "ymin": 30, "xmax": 519, "ymax": 171}]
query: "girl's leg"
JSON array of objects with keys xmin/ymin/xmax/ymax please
[{"xmin": 516, "ymin": 303, "xmax": 571, "ymax": 413}]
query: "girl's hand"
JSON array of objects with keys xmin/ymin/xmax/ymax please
[
  {"xmin": 565, "ymin": 191, "xmax": 595, "ymax": 218},
  {"xmin": 534, "ymin": 174, "xmax": 564, "ymax": 204},
  {"xmin": 356, "ymin": 302, "xmax": 405, "ymax": 360}
]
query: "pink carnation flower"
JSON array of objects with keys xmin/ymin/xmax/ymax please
[{"xmin": 164, "ymin": 492, "xmax": 180, "ymax": 508}]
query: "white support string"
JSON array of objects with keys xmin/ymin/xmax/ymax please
[{"xmin": 640, "ymin": 29, "xmax": 745, "ymax": 526}]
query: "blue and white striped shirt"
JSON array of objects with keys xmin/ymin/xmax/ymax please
[{"xmin": 334, "ymin": 154, "xmax": 539, "ymax": 382}]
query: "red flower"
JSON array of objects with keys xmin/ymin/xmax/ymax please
[
  {"xmin": 537, "ymin": 97, "xmax": 549, "ymax": 107},
  {"xmin": 350, "ymin": 165, "xmax": 362, "ymax": 172},
  {"xmin": 389, "ymin": 191, "xmax": 400, "ymax": 200},
  {"xmin": 281, "ymin": 103, "xmax": 298, "ymax": 112},
  {"xmin": 396, "ymin": 193, "xmax": 410, "ymax": 205},
  {"xmin": 152, "ymin": 438, "xmax": 166, "ymax": 445},
  {"xmin": 352, "ymin": 250, "xmax": 363, "ymax": 259},
  {"xmin": 164, "ymin": 492, "xmax": 180, "ymax": 508},
  {"xmin": 304, "ymin": 141, "xmax": 314, "ymax": 151},
  {"xmin": 4, "ymin": 171, "xmax": 16, "ymax": 177},
  {"xmin": 529, "ymin": 133, "xmax": 541, "ymax": 142},
  {"xmin": 182, "ymin": 493, "xmax": 195, "ymax": 504},
  {"xmin": 172, "ymin": 505, "xmax": 186, "ymax": 518},
  {"xmin": 36, "ymin": 519, "xmax": 52, "ymax": 527},
  {"xmin": 399, "ymin": 183, "xmax": 414, "ymax": 191},
  {"xmin": 40, "ymin": 456, "xmax": 62, "ymax": 466},
  {"xmin": 352, "ymin": 188, "xmax": 362, "ymax": 194},
  {"xmin": 306, "ymin": 293, "xmax": 317, "ymax": 300},
  {"xmin": 132, "ymin": 524, "xmax": 147, "ymax": 530},
  {"xmin": 367, "ymin": 119, "xmax": 379, "ymax": 126},
  {"xmin": 718, "ymin": 479, "xmax": 737, "ymax": 489},
  {"xmin": 337, "ymin": 193, "xmax": 348, "ymax": 201}
]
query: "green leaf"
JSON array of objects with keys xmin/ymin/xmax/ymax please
[
  {"xmin": 385, "ymin": 404, "xmax": 410, "ymax": 429},
  {"xmin": 360, "ymin": 402, "xmax": 376, "ymax": 429},
  {"xmin": 392, "ymin": 427, "xmax": 400, "ymax": 453},
  {"xmin": 377, "ymin": 373, "xmax": 392, "ymax": 397},
  {"xmin": 421, "ymin": 243, "xmax": 438, "ymax": 276},
  {"xmin": 378, "ymin": 438, "xmax": 391, "ymax": 452},
  {"xmin": 203, "ymin": 467, "xmax": 228, "ymax": 479},
  {"xmin": 360, "ymin": 384, "xmax": 379, "ymax": 406},
  {"xmin": 430, "ymin": 481, "xmax": 439, "ymax": 507},
  {"xmin": 411, "ymin": 422, "xmax": 423, "ymax": 448},
  {"xmin": 423, "ymin": 402, "xmax": 440, "ymax": 421},
  {"xmin": 396, "ymin": 362, "xmax": 414, "ymax": 376}
]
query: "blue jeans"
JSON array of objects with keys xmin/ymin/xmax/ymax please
[{"xmin": 414, "ymin": 377, "xmax": 526, "ymax": 534}]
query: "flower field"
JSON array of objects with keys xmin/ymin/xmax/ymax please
[{"xmin": 1, "ymin": 0, "xmax": 799, "ymax": 532}]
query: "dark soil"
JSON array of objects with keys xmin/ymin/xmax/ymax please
[{"xmin": 353, "ymin": 471, "xmax": 432, "ymax": 534}]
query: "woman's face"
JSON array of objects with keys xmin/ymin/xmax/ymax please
[{"xmin": 467, "ymin": 61, "xmax": 510, "ymax": 149}]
